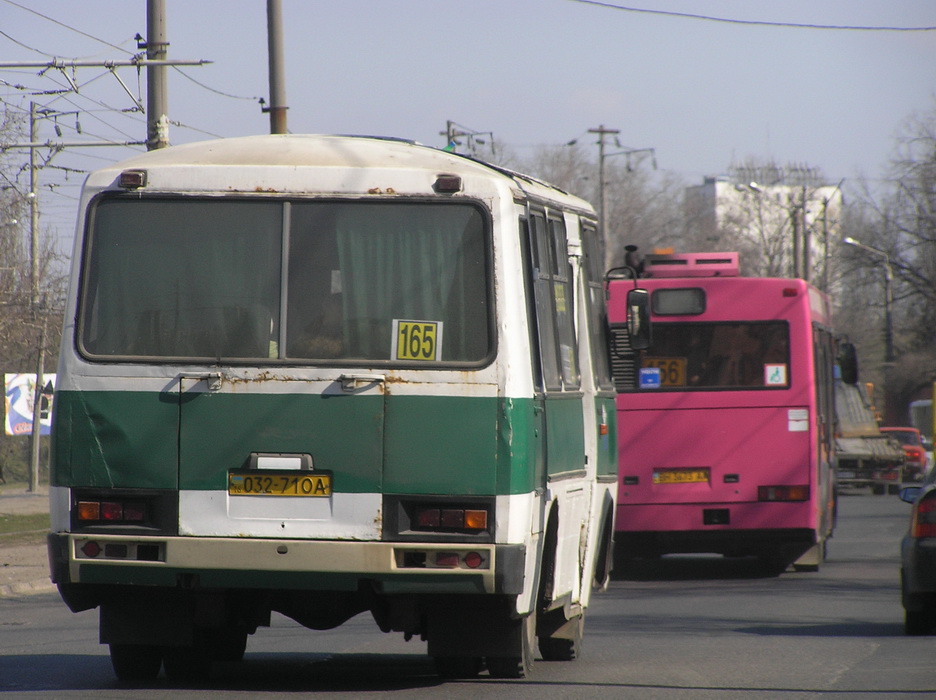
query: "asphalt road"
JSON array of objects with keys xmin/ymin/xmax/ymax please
[{"xmin": 1, "ymin": 487, "xmax": 933, "ymax": 698}]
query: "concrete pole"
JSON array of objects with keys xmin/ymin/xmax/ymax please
[
  {"xmin": 267, "ymin": 0, "xmax": 288, "ymax": 134},
  {"xmin": 28, "ymin": 102, "xmax": 39, "ymax": 308},
  {"xmin": 588, "ymin": 125, "xmax": 619, "ymax": 239},
  {"xmin": 28, "ymin": 313, "xmax": 45, "ymax": 493},
  {"xmin": 146, "ymin": 0, "xmax": 170, "ymax": 150}
]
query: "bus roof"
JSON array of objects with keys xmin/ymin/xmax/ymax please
[
  {"xmin": 643, "ymin": 252, "xmax": 739, "ymax": 278},
  {"xmin": 82, "ymin": 134, "xmax": 594, "ymax": 214}
]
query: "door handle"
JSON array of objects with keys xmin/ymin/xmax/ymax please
[
  {"xmin": 177, "ymin": 372, "xmax": 223, "ymax": 391},
  {"xmin": 338, "ymin": 374, "xmax": 385, "ymax": 392}
]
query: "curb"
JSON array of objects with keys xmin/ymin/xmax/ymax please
[{"xmin": 0, "ymin": 579, "xmax": 56, "ymax": 598}]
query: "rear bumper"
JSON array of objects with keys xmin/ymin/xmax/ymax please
[
  {"xmin": 615, "ymin": 527, "xmax": 817, "ymax": 558},
  {"xmin": 48, "ymin": 532, "xmax": 524, "ymax": 597}
]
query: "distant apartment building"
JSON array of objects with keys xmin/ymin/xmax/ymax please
[{"xmin": 684, "ymin": 163, "xmax": 843, "ymax": 287}]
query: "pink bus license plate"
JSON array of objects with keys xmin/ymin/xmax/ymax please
[{"xmin": 652, "ymin": 468, "xmax": 710, "ymax": 484}]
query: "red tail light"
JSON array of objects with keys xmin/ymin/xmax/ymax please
[
  {"xmin": 77, "ymin": 499, "xmax": 147, "ymax": 524},
  {"xmin": 758, "ymin": 485, "xmax": 809, "ymax": 502},
  {"xmin": 413, "ymin": 506, "xmax": 489, "ymax": 532},
  {"xmin": 912, "ymin": 495, "xmax": 936, "ymax": 538}
]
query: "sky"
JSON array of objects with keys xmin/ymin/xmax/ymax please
[{"xmin": 1, "ymin": 0, "xmax": 934, "ymax": 254}]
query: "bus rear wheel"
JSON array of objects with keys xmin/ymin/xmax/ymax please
[
  {"xmin": 109, "ymin": 643, "xmax": 162, "ymax": 681},
  {"xmin": 538, "ymin": 613, "xmax": 584, "ymax": 661},
  {"xmin": 162, "ymin": 643, "xmax": 211, "ymax": 682},
  {"xmin": 486, "ymin": 610, "xmax": 536, "ymax": 679},
  {"xmin": 433, "ymin": 656, "xmax": 484, "ymax": 678}
]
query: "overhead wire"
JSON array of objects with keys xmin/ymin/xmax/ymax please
[
  {"xmin": 566, "ymin": 0, "xmax": 936, "ymax": 31},
  {"xmin": 0, "ymin": 0, "xmax": 137, "ymax": 54}
]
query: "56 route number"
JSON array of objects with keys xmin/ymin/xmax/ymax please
[
  {"xmin": 393, "ymin": 320, "xmax": 442, "ymax": 361},
  {"xmin": 642, "ymin": 357, "xmax": 686, "ymax": 386}
]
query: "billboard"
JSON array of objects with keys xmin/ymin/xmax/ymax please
[{"xmin": 4, "ymin": 373, "xmax": 56, "ymax": 436}]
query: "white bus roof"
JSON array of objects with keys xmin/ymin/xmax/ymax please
[{"xmin": 84, "ymin": 134, "xmax": 594, "ymax": 213}]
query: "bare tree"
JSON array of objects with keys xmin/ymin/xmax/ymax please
[
  {"xmin": 509, "ymin": 144, "xmax": 688, "ymax": 269},
  {"xmin": 0, "ymin": 105, "xmax": 66, "ymax": 483},
  {"xmin": 839, "ymin": 101, "xmax": 936, "ymax": 423}
]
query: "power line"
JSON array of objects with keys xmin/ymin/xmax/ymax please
[
  {"xmin": 0, "ymin": 0, "xmax": 138, "ymax": 54},
  {"xmin": 567, "ymin": 0, "xmax": 936, "ymax": 31},
  {"xmin": 171, "ymin": 66, "xmax": 259, "ymax": 102}
]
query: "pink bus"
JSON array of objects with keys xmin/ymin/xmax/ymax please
[{"xmin": 607, "ymin": 252, "xmax": 839, "ymax": 573}]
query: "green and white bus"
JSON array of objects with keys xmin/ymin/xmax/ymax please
[{"xmin": 47, "ymin": 134, "xmax": 624, "ymax": 681}]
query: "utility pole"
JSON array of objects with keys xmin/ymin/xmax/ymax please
[
  {"xmin": 588, "ymin": 125, "xmax": 620, "ymax": 237},
  {"xmin": 801, "ymin": 186, "xmax": 810, "ymax": 283},
  {"xmin": 27, "ymin": 102, "xmax": 41, "ymax": 492},
  {"xmin": 28, "ymin": 102, "xmax": 39, "ymax": 308},
  {"xmin": 146, "ymin": 0, "xmax": 170, "ymax": 150},
  {"xmin": 29, "ymin": 304, "xmax": 46, "ymax": 493},
  {"xmin": 789, "ymin": 192, "xmax": 801, "ymax": 279},
  {"xmin": 266, "ymin": 0, "xmax": 288, "ymax": 134}
]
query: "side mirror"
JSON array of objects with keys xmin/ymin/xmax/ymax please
[
  {"xmin": 627, "ymin": 288, "xmax": 651, "ymax": 351},
  {"xmin": 900, "ymin": 486, "xmax": 923, "ymax": 504}
]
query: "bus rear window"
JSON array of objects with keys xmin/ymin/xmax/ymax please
[
  {"xmin": 637, "ymin": 322, "xmax": 789, "ymax": 390},
  {"xmin": 78, "ymin": 198, "xmax": 492, "ymax": 365},
  {"xmin": 651, "ymin": 288, "xmax": 705, "ymax": 315}
]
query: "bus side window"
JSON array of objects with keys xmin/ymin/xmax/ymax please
[
  {"xmin": 529, "ymin": 212, "xmax": 563, "ymax": 391},
  {"xmin": 548, "ymin": 217, "xmax": 580, "ymax": 389},
  {"xmin": 582, "ymin": 224, "xmax": 614, "ymax": 390}
]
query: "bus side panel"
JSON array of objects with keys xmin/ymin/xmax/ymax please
[
  {"xmin": 545, "ymin": 394, "xmax": 587, "ymax": 478},
  {"xmin": 52, "ymin": 389, "xmax": 179, "ymax": 490},
  {"xmin": 595, "ymin": 395, "xmax": 617, "ymax": 478}
]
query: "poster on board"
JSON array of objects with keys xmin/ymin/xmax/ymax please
[{"xmin": 4, "ymin": 373, "xmax": 56, "ymax": 436}]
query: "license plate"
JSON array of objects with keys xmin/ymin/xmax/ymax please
[
  {"xmin": 652, "ymin": 468, "xmax": 710, "ymax": 484},
  {"xmin": 228, "ymin": 471, "xmax": 331, "ymax": 497}
]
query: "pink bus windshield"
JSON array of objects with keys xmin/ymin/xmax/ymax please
[{"xmin": 634, "ymin": 321, "xmax": 789, "ymax": 390}]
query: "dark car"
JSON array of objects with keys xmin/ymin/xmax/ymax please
[
  {"xmin": 899, "ymin": 473, "xmax": 936, "ymax": 634},
  {"xmin": 883, "ymin": 427, "xmax": 929, "ymax": 481}
]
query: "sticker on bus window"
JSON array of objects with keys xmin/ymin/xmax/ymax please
[
  {"xmin": 642, "ymin": 357, "xmax": 686, "ymax": 387},
  {"xmin": 765, "ymin": 364, "xmax": 787, "ymax": 386},
  {"xmin": 392, "ymin": 320, "xmax": 443, "ymax": 361},
  {"xmin": 639, "ymin": 367, "xmax": 662, "ymax": 389},
  {"xmin": 554, "ymin": 284, "xmax": 567, "ymax": 313}
]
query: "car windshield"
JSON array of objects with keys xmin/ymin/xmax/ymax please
[{"xmin": 885, "ymin": 430, "xmax": 921, "ymax": 447}]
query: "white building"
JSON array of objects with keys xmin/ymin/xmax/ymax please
[{"xmin": 685, "ymin": 168, "xmax": 843, "ymax": 287}]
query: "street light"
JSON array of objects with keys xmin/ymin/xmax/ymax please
[{"xmin": 843, "ymin": 236, "xmax": 894, "ymax": 363}]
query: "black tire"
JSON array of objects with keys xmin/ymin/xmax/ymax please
[
  {"xmin": 756, "ymin": 548, "xmax": 789, "ymax": 576},
  {"xmin": 538, "ymin": 613, "xmax": 584, "ymax": 661},
  {"xmin": 594, "ymin": 509, "xmax": 614, "ymax": 588},
  {"xmin": 162, "ymin": 644, "xmax": 211, "ymax": 683},
  {"xmin": 212, "ymin": 627, "xmax": 248, "ymax": 662},
  {"xmin": 109, "ymin": 643, "xmax": 162, "ymax": 682},
  {"xmin": 905, "ymin": 608, "xmax": 935, "ymax": 635},
  {"xmin": 486, "ymin": 610, "xmax": 535, "ymax": 679},
  {"xmin": 433, "ymin": 656, "xmax": 484, "ymax": 679}
]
